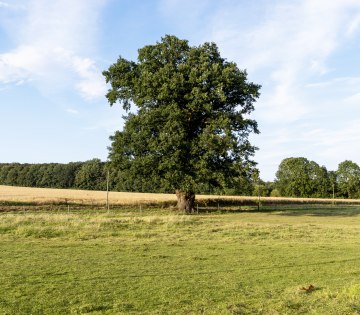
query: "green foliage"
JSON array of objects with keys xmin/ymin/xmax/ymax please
[
  {"xmin": 0, "ymin": 161, "xmax": 97, "ymax": 190},
  {"xmin": 336, "ymin": 160, "xmax": 360, "ymax": 198},
  {"xmin": 270, "ymin": 188, "xmax": 281, "ymax": 197},
  {"xmin": 104, "ymin": 35, "xmax": 260, "ymax": 198},
  {"xmin": 74, "ymin": 159, "xmax": 106, "ymax": 190},
  {"xmin": 275, "ymin": 157, "xmax": 331, "ymax": 198},
  {"xmin": 252, "ymin": 179, "xmax": 275, "ymax": 197}
]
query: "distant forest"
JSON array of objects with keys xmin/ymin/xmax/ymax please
[
  {"xmin": 2, "ymin": 157, "xmax": 360, "ymax": 199},
  {"xmin": 0, "ymin": 159, "xmax": 107, "ymax": 191},
  {"xmin": 0, "ymin": 159, "xmax": 256, "ymax": 195}
]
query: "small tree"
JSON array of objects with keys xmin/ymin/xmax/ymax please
[{"xmin": 103, "ymin": 35, "xmax": 260, "ymax": 212}]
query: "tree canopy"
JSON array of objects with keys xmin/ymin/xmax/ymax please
[
  {"xmin": 336, "ymin": 160, "xmax": 360, "ymax": 198},
  {"xmin": 103, "ymin": 35, "xmax": 261, "ymax": 212},
  {"xmin": 275, "ymin": 157, "xmax": 330, "ymax": 198}
]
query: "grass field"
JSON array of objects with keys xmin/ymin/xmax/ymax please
[{"xmin": 2, "ymin": 205, "xmax": 360, "ymax": 314}]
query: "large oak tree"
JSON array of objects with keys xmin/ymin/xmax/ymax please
[{"xmin": 103, "ymin": 35, "xmax": 260, "ymax": 212}]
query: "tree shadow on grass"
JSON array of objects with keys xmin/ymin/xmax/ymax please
[
  {"xmin": 194, "ymin": 198, "xmax": 360, "ymax": 217},
  {"xmin": 195, "ymin": 205, "xmax": 360, "ymax": 217},
  {"xmin": 270, "ymin": 206, "xmax": 360, "ymax": 217}
]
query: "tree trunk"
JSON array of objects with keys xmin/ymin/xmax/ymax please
[{"xmin": 176, "ymin": 190, "xmax": 195, "ymax": 214}]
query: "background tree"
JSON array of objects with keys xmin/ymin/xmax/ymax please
[
  {"xmin": 328, "ymin": 170, "xmax": 338, "ymax": 198},
  {"xmin": 74, "ymin": 159, "xmax": 106, "ymax": 191},
  {"xmin": 308, "ymin": 162, "xmax": 331, "ymax": 198},
  {"xmin": 23, "ymin": 164, "xmax": 39, "ymax": 187},
  {"xmin": 103, "ymin": 35, "xmax": 260, "ymax": 212},
  {"xmin": 275, "ymin": 157, "xmax": 330, "ymax": 198},
  {"xmin": 0, "ymin": 162, "xmax": 103, "ymax": 190},
  {"xmin": 0, "ymin": 164, "xmax": 10, "ymax": 184},
  {"xmin": 5, "ymin": 164, "xmax": 21, "ymax": 186},
  {"xmin": 336, "ymin": 160, "xmax": 360, "ymax": 198}
]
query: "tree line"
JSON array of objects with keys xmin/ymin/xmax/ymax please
[
  {"xmin": 0, "ymin": 160, "xmax": 255, "ymax": 195},
  {"xmin": 1, "ymin": 157, "xmax": 359, "ymax": 199},
  {"xmin": 0, "ymin": 159, "xmax": 106, "ymax": 191},
  {"xmin": 273, "ymin": 157, "xmax": 360, "ymax": 199}
]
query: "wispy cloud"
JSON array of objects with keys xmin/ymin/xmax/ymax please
[
  {"xmin": 0, "ymin": 0, "xmax": 107, "ymax": 100},
  {"xmin": 300, "ymin": 120, "xmax": 360, "ymax": 169},
  {"xmin": 72, "ymin": 56, "xmax": 107, "ymax": 101},
  {"xmin": 344, "ymin": 92, "xmax": 360, "ymax": 104},
  {"xmin": 305, "ymin": 76, "xmax": 360, "ymax": 88},
  {"xmin": 66, "ymin": 108, "xmax": 79, "ymax": 115},
  {"xmin": 203, "ymin": 0, "xmax": 360, "ymax": 125},
  {"xmin": 346, "ymin": 13, "xmax": 360, "ymax": 36}
]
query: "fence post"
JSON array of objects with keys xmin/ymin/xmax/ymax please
[
  {"xmin": 257, "ymin": 178, "xmax": 261, "ymax": 211},
  {"xmin": 106, "ymin": 170, "xmax": 110, "ymax": 213}
]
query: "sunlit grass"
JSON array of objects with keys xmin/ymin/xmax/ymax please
[{"xmin": 2, "ymin": 207, "xmax": 360, "ymax": 313}]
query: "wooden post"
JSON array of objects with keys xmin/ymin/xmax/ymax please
[
  {"xmin": 106, "ymin": 170, "xmax": 110, "ymax": 213},
  {"xmin": 257, "ymin": 178, "xmax": 261, "ymax": 211}
]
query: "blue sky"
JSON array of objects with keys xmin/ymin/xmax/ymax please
[{"xmin": 1, "ymin": 0, "xmax": 360, "ymax": 181}]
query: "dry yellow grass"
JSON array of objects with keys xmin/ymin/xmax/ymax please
[
  {"xmin": 1, "ymin": 185, "xmax": 360, "ymax": 206},
  {"xmin": 0, "ymin": 185, "xmax": 256, "ymax": 205},
  {"xmin": 0, "ymin": 185, "xmax": 176, "ymax": 205}
]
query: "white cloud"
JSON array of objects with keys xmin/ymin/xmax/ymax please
[
  {"xmin": 305, "ymin": 76, "xmax": 360, "ymax": 89},
  {"xmin": 204, "ymin": 0, "xmax": 360, "ymax": 126},
  {"xmin": 0, "ymin": 45, "xmax": 106, "ymax": 100},
  {"xmin": 0, "ymin": 1, "xmax": 9, "ymax": 8},
  {"xmin": 0, "ymin": 0, "xmax": 107, "ymax": 100},
  {"xmin": 72, "ymin": 56, "xmax": 107, "ymax": 100},
  {"xmin": 0, "ymin": 45, "xmax": 43, "ymax": 84},
  {"xmin": 66, "ymin": 108, "xmax": 79, "ymax": 115},
  {"xmin": 346, "ymin": 13, "xmax": 360, "ymax": 36},
  {"xmin": 309, "ymin": 60, "xmax": 330, "ymax": 75},
  {"xmin": 300, "ymin": 121, "xmax": 360, "ymax": 169},
  {"xmin": 344, "ymin": 92, "xmax": 360, "ymax": 104},
  {"xmin": 302, "ymin": 121, "xmax": 360, "ymax": 147}
]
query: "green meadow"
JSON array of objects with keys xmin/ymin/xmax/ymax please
[{"xmin": 1, "ymin": 207, "xmax": 360, "ymax": 314}]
